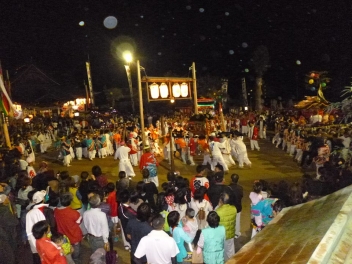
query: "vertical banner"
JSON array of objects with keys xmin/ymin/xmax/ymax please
[
  {"xmin": 221, "ymin": 78, "xmax": 228, "ymax": 108},
  {"xmin": 86, "ymin": 61, "xmax": 95, "ymax": 106},
  {"xmin": 124, "ymin": 65, "xmax": 135, "ymax": 112},
  {"xmin": 242, "ymin": 78, "xmax": 248, "ymax": 107},
  {"xmin": 0, "ymin": 62, "xmax": 10, "ymax": 116}
]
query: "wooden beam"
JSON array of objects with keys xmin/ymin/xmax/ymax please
[{"xmin": 141, "ymin": 76, "xmax": 192, "ymax": 83}]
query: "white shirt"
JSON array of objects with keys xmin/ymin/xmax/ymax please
[
  {"xmin": 115, "ymin": 145, "xmax": 131, "ymax": 160},
  {"xmin": 19, "ymin": 159, "xmax": 28, "ymax": 171},
  {"xmin": 209, "ymin": 141, "xmax": 226, "ymax": 156},
  {"xmin": 83, "ymin": 208, "xmax": 109, "ymax": 243},
  {"xmin": 26, "ymin": 204, "xmax": 49, "ymax": 253},
  {"xmin": 135, "ymin": 230, "xmax": 179, "ymax": 264},
  {"xmin": 190, "ymin": 198, "xmax": 213, "ymax": 218},
  {"xmin": 231, "ymin": 137, "xmax": 247, "ymax": 154},
  {"xmin": 339, "ymin": 136, "xmax": 351, "ymax": 149}
]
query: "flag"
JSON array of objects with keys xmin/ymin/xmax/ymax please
[
  {"xmin": 242, "ymin": 78, "xmax": 248, "ymax": 106},
  {"xmin": 86, "ymin": 61, "xmax": 95, "ymax": 106},
  {"xmin": 0, "ymin": 62, "xmax": 10, "ymax": 116},
  {"xmin": 0, "ymin": 62, "xmax": 22, "ymax": 119}
]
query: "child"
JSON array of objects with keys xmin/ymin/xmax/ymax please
[
  {"xmin": 182, "ymin": 208, "xmax": 200, "ymax": 263},
  {"xmin": 105, "ymin": 182, "xmax": 119, "ymax": 242},
  {"xmin": 116, "ymin": 171, "xmax": 129, "ymax": 193},
  {"xmin": 51, "ymin": 232, "xmax": 75, "ymax": 264}
]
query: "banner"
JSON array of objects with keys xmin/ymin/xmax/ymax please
[
  {"xmin": 0, "ymin": 63, "xmax": 10, "ymax": 116},
  {"xmin": 86, "ymin": 61, "xmax": 95, "ymax": 106},
  {"xmin": 0, "ymin": 76, "xmax": 22, "ymax": 119},
  {"xmin": 242, "ymin": 78, "xmax": 248, "ymax": 106}
]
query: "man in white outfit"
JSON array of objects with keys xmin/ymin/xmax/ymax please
[
  {"xmin": 115, "ymin": 141, "xmax": 136, "ymax": 178},
  {"xmin": 208, "ymin": 136, "xmax": 229, "ymax": 172},
  {"xmin": 231, "ymin": 131, "xmax": 252, "ymax": 168},
  {"xmin": 219, "ymin": 133, "xmax": 236, "ymax": 168}
]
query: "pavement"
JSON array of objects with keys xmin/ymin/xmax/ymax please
[{"xmin": 17, "ymin": 137, "xmax": 304, "ymax": 264}]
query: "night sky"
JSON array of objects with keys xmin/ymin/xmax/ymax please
[{"xmin": 1, "ymin": 0, "xmax": 352, "ymax": 104}]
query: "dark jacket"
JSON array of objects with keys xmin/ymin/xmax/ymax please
[
  {"xmin": 208, "ymin": 183, "xmax": 227, "ymax": 208},
  {"xmin": 228, "ymin": 183, "xmax": 243, "ymax": 213}
]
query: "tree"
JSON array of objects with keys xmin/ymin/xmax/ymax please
[
  {"xmin": 252, "ymin": 45, "xmax": 270, "ymax": 111},
  {"xmin": 103, "ymin": 87, "xmax": 124, "ymax": 108}
]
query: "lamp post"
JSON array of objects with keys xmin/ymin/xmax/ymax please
[
  {"xmin": 137, "ymin": 60, "xmax": 146, "ymax": 149},
  {"xmin": 123, "ymin": 51, "xmax": 135, "ymax": 113}
]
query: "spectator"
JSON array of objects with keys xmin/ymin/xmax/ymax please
[
  {"xmin": 190, "ymin": 186, "xmax": 213, "ymax": 229},
  {"xmin": 92, "ymin": 165, "xmax": 108, "ymax": 188},
  {"xmin": 197, "ymin": 211, "xmax": 225, "ymax": 264},
  {"xmin": 207, "ymin": 171, "xmax": 226, "ymax": 208},
  {"xmin": 134, "ymin": 214, "xmax": 179, "ymax": 264},
  {"xmin": 32, "ymin": 220, "xmax": 67, "ymax": 264},
  {"xmin": 216, "ymin": 192, "xmax": 237, "ymax": 261},
  {"xmin": 126, "ymin": 203, "xmax": 153, "ymax": 264},
  {"xmin": 83, "ymin": 194, "xmax": 110, "ymax": 253},
  {"xmin": 228, "ymin": 174, "xmax": 243, "ymax": 238},
  {"xmin": 54, "ymin": 192, "xmax": 83, "ymax": 264}
]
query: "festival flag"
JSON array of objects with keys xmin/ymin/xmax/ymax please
[
  {"xmin": 242, "ymin": 78, "xmax": 248, "ymax": 107},
  {"xmin": 0, "ymin": 62, "xmax": 10, "ymax": 116},
  {"xmin": 0, "ymin": 62, "xmax": 22, "ymax": 119},
  {"xmin": 86, "ymin": 61, "xmax": 95, "ymax": 106}
]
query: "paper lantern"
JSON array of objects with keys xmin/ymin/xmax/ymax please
[
  {"xmin": 310, "ymin": 73, "xmax": 315, "ymax": 78},
  {"xmin": 159, "ymin": 83, "xmax": 169, "ymax": 98},
  {"xmin": 150, "ymin": 83, "xmax": 159, "ymax": 99},
  {"xmin": 180, "ymin": 82, "xmax": 189, "ymax": 97},
  {"xmin": 321, "ymin": 82, "xmax": 326, "ymax": 87},
  {"xmin": 172, "ymin": 83, "xmax": 181, "ymax": 97},
  {"xmin": 308, "ymin": 79, "xmax": 314, "ymax": 84}
]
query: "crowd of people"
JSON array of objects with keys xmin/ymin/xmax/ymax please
[{"xmin": 0, "ymin": 108, "xmax": 351, "ymax": 263}]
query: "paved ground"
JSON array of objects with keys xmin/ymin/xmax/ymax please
[{"xmin": 18, "ymin": 137, "xmax": 304, "ymax": 264}]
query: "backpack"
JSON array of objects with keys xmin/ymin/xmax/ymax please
[
  {"xmin": 106, "ymin": 249, "xmax": 118, "ymax": 264},
  {"xmin": 197, "ymin": 207, "xmax": 206, "ymax": 221}
]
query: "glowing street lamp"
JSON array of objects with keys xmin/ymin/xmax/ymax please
[
  {"xmin": 123, "ymin": 51, "xmax": 133, "ymax": 63},
  {"xmin": 123, "ymin": 51, "xmax": 135, "ymax": 112}
]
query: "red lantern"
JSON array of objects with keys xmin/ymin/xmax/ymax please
[{"xmin": 310, "ymin": 73, "xmax": 315, "ymax": 78}]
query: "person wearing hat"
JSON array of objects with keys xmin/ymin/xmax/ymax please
[
  {"xmin": 115, "ymin": 141, "xmax": 136, "ymax": 179},
  {"xmin": 26, "ymin": 190, "xmax": 56, "ymax": 264},
  {"xmin": 139, "ymin": 145, "xmax": 159, "ymax": 187}
]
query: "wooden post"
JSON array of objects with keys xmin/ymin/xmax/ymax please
[
  {"xmin": 2, "ymin": 113, "xmax": 11, "ymax": 148},
  {"xmin": 192, "ymin": 62, "xmax": 198, "ymax": 114},
  {"xmin": 170, "ymin": 134, "xmax": 175, "ymax": 172},
  {"xmin": 137, "ymin": 60, "xmax": 146, "ymax": 150}
]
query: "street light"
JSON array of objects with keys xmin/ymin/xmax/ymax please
[
  {"xmin": 123, "ymin": 51, "xmax": 135, "ymax": 113},
  {"xmin": 123, "ymin": 51, "xmax": 133, "ymax": 63}
]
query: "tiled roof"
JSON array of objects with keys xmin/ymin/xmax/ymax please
[{"xmin": 228, "ymin": 185, "xmax": 352, "ymax": 264}]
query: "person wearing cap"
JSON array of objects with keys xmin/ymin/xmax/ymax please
[
  {"xmin": 26, "ymin": 190, "xmax": 56, "ymax": 264},
  {"xmin": 115, "ymin": 141, "xmax": 136, "ymax": 179},
  {"xmin": 139, "ymin": 145, "xmax": 159, "ymax": 187}
]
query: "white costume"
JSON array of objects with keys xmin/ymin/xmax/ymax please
[
  {"xmin": 209, "ymin": 140, "xmax": 229, "ymax": 171},
  {"xmin": 115, "ymin": 145, "xmax": 136, "ymax": 177},
  {"xmin": 231, "ymin": 136, "xmax": 251, "ymax": 168},
  {"xmin": 219, "ymin": 137, "xmax": 236, "ymax": 167}
]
